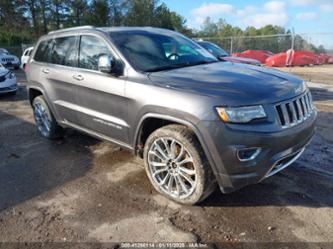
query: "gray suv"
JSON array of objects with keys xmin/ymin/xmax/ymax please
[{"xmin": 26, "ymin": 26, "xmax": 317, "ymax": 204}]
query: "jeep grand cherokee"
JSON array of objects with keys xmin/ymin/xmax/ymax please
[{"xmin": 26, "ymin": 26, "xmax": 317, "ymax": 204}]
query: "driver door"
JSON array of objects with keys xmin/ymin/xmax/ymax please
[{"xmin": 73, "ymin": 35, "xmax": 129, "ymax": 145}]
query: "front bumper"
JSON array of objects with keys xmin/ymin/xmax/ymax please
[
  {"xmin": 200, "ymin": 109, "xmax": 317, "ymax": 193},
  {"xmin": 0, "ymin": 78, "xmax": 18, "ymax": 94}
]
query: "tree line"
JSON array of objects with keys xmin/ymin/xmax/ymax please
[
  {"xmin": 0, "ymin": 0, "xmax": 326, "ymax": 54},
  {"xmin": 0, "ymin": 0, "xmax": 189, "ymax": 45}
]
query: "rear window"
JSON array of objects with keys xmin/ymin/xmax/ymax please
[
  {"xmin": 34, "ymin": 40, "xmax": 53, "ymax": 62},
  {"xmin": 34, "ymin": 36, "xmax": 77, "ymax": 66}
]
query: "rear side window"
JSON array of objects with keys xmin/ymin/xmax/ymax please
[
  {"xmin": 34, "ymin": 40, "xmax": 53, "ymax": 62},
  {"xmin": 79, "ymin": 35, "xmax": 111, "ymax": 71},
  {"xmin": 50, "ymin": 36, "xmax": 77, "ymax": 67}
]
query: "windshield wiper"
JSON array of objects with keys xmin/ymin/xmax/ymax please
[
  {"xmin": 146, "ymin": 65, "xmax": 181, "ymax": 73},
  {"xmin": 146, "ymin": 60, "xmax": 216, "ymax": 73}
]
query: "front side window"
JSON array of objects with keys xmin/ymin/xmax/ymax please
[
  {"xmin": 50, "ymin": 36, "xmax": 77, "ymax": 67},
  {"xmin": 79, "ymin": 35, "xmax": 112, "ymax": 71},
  {"xmin": 109, "ymin": 30, "xmax": 217, "ymax": 72}
]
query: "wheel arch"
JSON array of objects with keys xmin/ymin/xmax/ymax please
[
  {"xmin": 133, "ymin": 113, "xmax": 222, "ymax": 185},
  {"xmin": 28, "ymin": 87, "xmax": 44, "ymax": 105},
  {"xmin": 27, "ymin": 86, "xmax": 62, "ymax": 124}
]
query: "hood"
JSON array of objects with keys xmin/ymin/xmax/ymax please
[
  {"xmin": 148, "ymin": 62, "xmax": 306, "ymax": 106},
  {"xmin": 222, "ymin": 56, "xmax": 261, "ymax": 65},
  {"xmin": 0, "ymin": 54, "xmax": 19, "ymax": 60}
]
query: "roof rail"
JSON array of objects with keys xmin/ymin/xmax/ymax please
[{"xmin": 48, "ymin": 26, "xmax": 95, "ymax": 35}]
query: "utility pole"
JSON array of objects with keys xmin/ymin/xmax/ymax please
[{"xmin": 291, "ymin": 27, "xmax": 295, "ymax": 50}]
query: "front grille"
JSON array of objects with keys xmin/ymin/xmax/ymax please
[
  {"xmin": 275, "ymin": 91, "xmax": 314, "ymax": 129},
  {"xmin": 1, "ymin": 58, "xmax": 14, "ymax": 62}
]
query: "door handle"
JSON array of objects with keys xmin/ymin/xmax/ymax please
[
  {"xmin": 73, "ymin": 75, "xmax": 84, "ymax": 81},
  {"xmin": 42, "ymin": 68, "xmax": 50, "ymax": 74}
]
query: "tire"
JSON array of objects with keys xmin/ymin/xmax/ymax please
[
  {"xmin": 143, "ymin": 124, "xmax": 216, "ymax": 205},
  {"xmin": 32, "ymin": 96, "xmax": 64, "ymax": 139}
]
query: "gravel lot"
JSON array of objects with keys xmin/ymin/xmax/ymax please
[{"xmin": 0, "ymin": 66, "xmax": 332, "ymax": 248}]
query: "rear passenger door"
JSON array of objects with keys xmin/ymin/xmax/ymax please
[
  {"xmin": 32, "ymin": 36, "xmax": 79, "ymax": 124},
  {"xmin": 45, "ymin": 35, "xmax": 80, "ymax": 124},
  {"xmin": 73, "ymin": 35, "xmax": 129, "ymax": 145}
]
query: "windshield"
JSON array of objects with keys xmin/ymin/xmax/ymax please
[
  {"xmin": 109, "ymin": 30, "xmax": 217, "ymax": 72},
  {"xmin": 198, "ymin": 41, "xmax": 229, "ymax": 58}
]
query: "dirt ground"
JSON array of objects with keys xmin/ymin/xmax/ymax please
[
  {"xmin": 279, "ymin": 65, "xmax": 333, "ymax": 85},
  {"xmin": 0, "ymin": 65, "xmax": 332, "ymax": 248}
]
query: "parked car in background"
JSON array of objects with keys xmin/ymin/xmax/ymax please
[
  {"xmin": 0, "ymin": 48, "xmax": 20, "ymax": 70},
  {"xmin": 21, "ymin": 47, "xmax": 34, "ymax": 70},
  {"xmin": 232, "ymin": 50, "xmax": 274, "ymax": 64},
  {"xmin": 0, "ymin": 63, "xmax": 17, "ymax": 95},
  {"xmin": 197, "ymin": 41, "xmax": 261, "ymax": 66},
  {"xmin": 26, "ymin": 26, "xmax": 316, "ymax": 205},
  {"xmin": 266, "ymin": 50, "xmax": 322, "ymax": 67}
]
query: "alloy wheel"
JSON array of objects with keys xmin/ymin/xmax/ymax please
[
  {"xmin": 147, "ymin": 137, "xmax": 197, "ymax": 199},
  {"xmin": 33, "ymin": 102, "xmax": 51, "ymax": 137}
]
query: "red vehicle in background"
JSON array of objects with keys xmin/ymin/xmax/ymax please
[
  {"xmin": 265, "ymin": 50, "xmax": 326, "ymax": 67},
  {"xmin": 232, "ymin": 50, "xmax": 274, "ymax": 64},
  {"xmin": 319, "ymin": 53, "xmax": 333, "ymax": 64},
  {"xmin": 198, "ymin": 42, "xmax": 333, "ymax": 67},
  {"xmin": 328, "ymin": 56, "xmax": 333, "ymax": 64}
]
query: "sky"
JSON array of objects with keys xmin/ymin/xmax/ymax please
[{"xmin": 162, "ymin": 0, "xmax": 333, "ymax": 47}]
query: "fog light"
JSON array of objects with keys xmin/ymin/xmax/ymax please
[{"xmin": 237, "ymin": 147, "xmax": 261, "ymax": 161}]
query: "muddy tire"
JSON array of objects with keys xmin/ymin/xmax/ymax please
[
  {"xmin": 144, "ymin": 124, "xmax": 216, "ymax": 205},
  {"xmin": 32, "ymin": 96, "xmax": 64, "ymax": 139}
]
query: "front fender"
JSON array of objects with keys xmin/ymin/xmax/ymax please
[{"xmin": 133, "ymin": 112, "xmax": 225, "ymax": 188}]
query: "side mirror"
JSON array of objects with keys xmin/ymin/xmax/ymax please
[{"xmin": 98, "ymin": 55, "xmax": 114, "ymax": 74}]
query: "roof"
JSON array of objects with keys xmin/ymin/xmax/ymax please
[{"xmin": 47, "ymin": 26, "xmax": 175, "ymax": 36}]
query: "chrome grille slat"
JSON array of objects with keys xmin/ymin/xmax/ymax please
[
  {"xmin": 306, "ymin": 93, "xmax": 312, "ymax": 111},
  {"xmin": 296, "ymin": 99, "xmax": 304, "ymax": 120},
  {"xmin": 276, "ymin": 91, "xmax": 314, "ymax": 129},
  {"xmin": 281, "ymin": 104, "xmax": 290, "ymax": 127},
  {"xmin": 308, "ymin": 94, "xmax": 312, "ymax": 111},
  {"xmin": 290, "ymin": 103, "xmax": 297, "ymax": 125},
  {"xmin": 308, "ymin": 93, "xmax": 315, "ymax": 110},
  {"xmin": 301, "ymin": 97, "xmax": 307, "ymax": 117},
  {"xmin": 303, "ymin": 95, "xmax": 308, "ymax": 114}
]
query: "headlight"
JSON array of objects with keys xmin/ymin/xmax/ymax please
[
  {"xmin": 6, "ymin": 72, "xmax": 15, "ymax": 79},
  {"xmin": 216, "ymin": 105, "xmax": 266, "ymax": 123}
]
